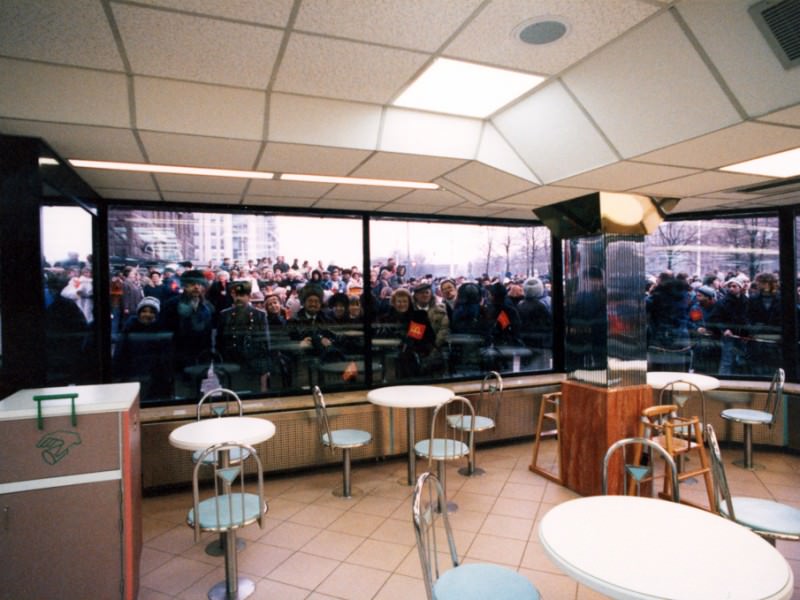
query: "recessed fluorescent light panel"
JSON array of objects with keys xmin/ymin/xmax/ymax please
[
  {"xmin": 393, "ymin": 58, "xmax": 545, "ymax": 118},
  {"xmin": 70, "ymin": 159, "xmax": 275, "ymax": 180},
  {"xmin": 281, "ymin": 173, "xmax": 438, "ymax": 189},
  {"xmin": 721, "ymin": 147, "xmax": 800, "ymax": 178}
]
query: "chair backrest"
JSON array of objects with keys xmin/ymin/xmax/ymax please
[
  {"xmin": 412, "ymin": 472, "xmax": 459, "ymax": 600},
  {"xmin": 191, "ymin": 441, "xmax": 264, "ymax": 541},
  {"xmin": 312, "ymin": 385, "xmax": 334, "ymax": 452},
  {"xmin": 196, "ymin": 387, "xmax": 244, "ymax": 420},
  {"xmin": 706, "ymin": 424, "xmax": 736, "ymax": 519},
  {"xmin": 478, "ymin": 371, "xmax": 503, "ymax": 422},
  {"xmin": 427, "ymin": 395, "xmax": 475, "ymax": 466},
  {"xmin": 602, "ymin": 437, "xmax": 680, "ymax": 501},
  {"xmin": 761, "ymin": 368, "xmax": 785, "ymax": 425}
]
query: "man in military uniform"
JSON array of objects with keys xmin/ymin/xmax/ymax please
[{"xmin": 217, "ymin": 280, "xmax": 271, "ymax": 393}]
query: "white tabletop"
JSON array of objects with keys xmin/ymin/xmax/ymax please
[
  {"xmin": 0, "ymin": 382, "xmax": 140, "ymax": 421},
  {"xmin": 366, "ymin": 385, "xmax": 453, "ymax": 409},
  {"xmin": 169, "ymin": 416, "xmax": 276, "ymax": 451},
  {"xmin": 539, "ymin": 495, "xmax": 793, "ymax": 600},
  {"xmin": 647, "ymin": 371, "xmax": 720, "ymax": 391}
]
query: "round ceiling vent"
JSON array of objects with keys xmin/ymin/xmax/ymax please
[{"xmin": 514, "ymin": 17, "xmax": 569, "ymax": 45}]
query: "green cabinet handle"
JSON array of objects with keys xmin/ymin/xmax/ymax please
[{"xmin": 33, "ymin": 393, "xmax": 78, "ymax": 430}]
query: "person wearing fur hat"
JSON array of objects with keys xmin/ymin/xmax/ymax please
[
  {"xmin": 517, "ymin": 277, "xmax": 553, "ymax": 349},
  {"xmin": 160, "ymin": 269, "xmax": 216, "ymax": 383},
  {"xmin": 114, "ymin": 296, "xmax": 172, "ymax": 401},
  {"xmin": 217, "ymin": 280, "xmax": 271, "ymax": 392},
  {"xmin": 412, "ymin": 281, "xmax": 450, "ymax": 350},
  {"xmin": 287, "ymin": 284, "xmax": 344, "ymax": 366}
]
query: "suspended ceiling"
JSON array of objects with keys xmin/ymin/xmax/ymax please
[{"xmin": 1, "ymin": 0, "xmax": 799, "ymax": 220}]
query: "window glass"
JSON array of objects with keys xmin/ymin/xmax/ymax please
[
  {"xmin": 644, "ymin": 215, "xmax": 780, "ymax": 377},
  {"xmin": 369, "ymin": 219, "xmax": 553, "ymax": 383},
  {"xmin": 41, "ymin": 205, "xmax": 97, "ymax": 385},
  {"xmin": 108, "ymin": 209, "xmax": 362, "ymax": 404}
]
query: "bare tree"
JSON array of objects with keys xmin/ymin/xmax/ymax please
[
  {"xmin": 483, "ymin": 229, "xmax": 494, "ymax": 276},
  {"xmin": 645, "ymin": 221, "xmax": 698, "ymax": 273}
]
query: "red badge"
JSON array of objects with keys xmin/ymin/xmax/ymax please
[
  {"xmin": 497, "ymin": 310, "xmax": 510, "ymax": 330},
  {"xmin": 407, "ymin": 321, "xmax": 426, "ymax": 340}
]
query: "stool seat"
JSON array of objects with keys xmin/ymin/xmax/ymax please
[
  {"xmin": 323, "ymin": 428, "xmax": 372, "ymax": 448},
  {"xmin": 434, "ymin": 563, "xmax": 540, "ymax": 600},
  {"xmin": 192, "ymin": 445, "xmax": 250, "ymax": 465},
  {"xmin": 188, "ymin": 493, "xmax": 265, "ymax": 532},
  {"xmin": 415, "ymin": 438, "xmax": 470, "ymax": 461},
  {"xmin": 721, "ymin": 408, "xmax": 772, "ymax": 425},
  {"xmin": 447, "ymin": 414, "xmax": 494, "ymax": 432},
  {"xmin": 720, "ymin": 497, "xmax": 800, "ymax": 536}
]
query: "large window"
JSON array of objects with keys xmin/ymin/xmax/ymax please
[
  {"xmin": 644, "ymin": 215, "xmax": 781, "ymax": 378},
  {"xmin": 107, "ymin": 208, "xmax": 553, "ymax": 404}
]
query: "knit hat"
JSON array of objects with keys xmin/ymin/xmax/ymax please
[
  {"xmin": 137, "ymin": 296, "xmax": 160, "ymax": 314},
  {"xmin": 413, "ymin": 282, "xmax": 432, "ymax": 294},
  {"xmin": 696, "ymin": 285, "xmax": 716, "ymax": 299},
  {"xmin": 250, "ymin": 289, "xmax": 265, "ymax": 303},
  {"xmin": 523, "ymin": 277, "xmax": 544, "ymax": 300},
  {"xmin": 328, "ymin": 292, "xmax": 349, "ymax": 308}
]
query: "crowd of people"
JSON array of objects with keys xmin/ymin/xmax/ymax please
[
  {"xmin": 100, "ymin": 255, "xmax": 555, "ymax": 400},
  {"xmin": 646, "ymin": 269, "xmax": 784, "ymax": 376},
  {"xmin": 45, "ymin": 250, "xmax": 786, "ymax": 402}
]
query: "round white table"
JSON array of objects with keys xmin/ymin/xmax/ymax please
[
  {"xmin": 367, "ymin": 385, "xmax": 453, "ymax": 485},
  {"xmin": 169, "ymin": 416, "xmax": 276, "ymax": 600},
  {"xmin": 539, "ymin": 495, "xmax": 794, "ymax": 600}
]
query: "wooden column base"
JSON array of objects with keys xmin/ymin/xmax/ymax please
[{"xmin": 560, "ymin": 380, "xmax": 653, "ymax": 497}]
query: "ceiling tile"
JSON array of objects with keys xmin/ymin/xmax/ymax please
[
  {"xmin": 248, "ymin": 179, "xmax": 334, "ymax": 197},
  {"xmin": 476, "ymin": 124, "xmax": 540, "ymax": 184},
  {"xmin": 244, "ymin": 195, "xmax": 317, "ymax": 209},
  {"xmin": 444, "ymin": 161, "xmax": 535, "ymax": 200},
  {"xmin": 489, "ymin": 207, "xmax": 538, "ymax": 220},
  {"xmin": 324, "ymin": 185, "xmax": 407, "ymax": 202},
  {"xmin": 96, "ymin": 188, "xmax": 162, "ymax": 201},
  {"xmin": 0, "ymin": 120, "xmax": 143, "ymax": 162},
  {"xmin": 130, "ymin": 0, "xmax": 294, "ymax": 26},
  {"xmin": 381, "ymin": 108, "xmax": 481, "ymax": 159},
  {"xmin": 555, "ymin": 161, "xmax": 700, "ymax": 191},
  {"xmin": 757, "ymin": 105, "xmax": 800, "ymax": 128},
  {"xmin": 73, "ymin": 168, "xmax": 157, "ymax": 191},
  {"xmin": 634, "ymin": 122, "xmax": 800, "ymax": 169},
  {"xmin": 0, "ymin": 59, "xmax": 129, "ymax": 127},
  {"xmin": 352, "ymin": 152, "xmax": 464, "ymax": 181},
  {"xmin": 677, "ymin": 0, "xmax": 800, "ymax": 117},
  {"xmin": 113, "ymin": 4, "xmax": 283, "ymax": 89},
  {"xmin": 314, "ymin": 198, "xmax": 388, "ymax": 211},
  {"xmin": 139, "ymin": 132, "xmax": 263, "ymax": 170},
  {"xmin": 504, "ymin": 185, "xmax": 592, "ymax": 207},
  {"xmin": 0, "ymin": 0, "xmax": 123, "ymax": 70},
  {"xmin": 163, "ymin": 191, "xmax": 243, "ymax": 204},
  {"xmin": 563, "ymin": 11, "xmax": 741, "ymax": 158},
  {"xmin": 294, "ymin": 0, "xmax": 482, "ymax": 52},
  {"xmin": 273, "ymin": 34, "xmax": 427, "ymax": 104},
  {"xmin": 493, "ymin": 81, "xmax": 618, "ymax": 183},
  {"xmin": 259, "ymin": 142, "xmax": 371, "ymax": 175},
  {"xmin": 269, "ymin": 94, "xmax": 381, "ymax": 150},
  {"xmin": 154, "ymin": 173, "xmax": 247, "ymax": 195},
  {"xmin": 135, "ymin": 77, "xmax": 265, "ymax": 139},
  {"xmin": 445, "ymin": 0, "xmax": 660, "ymax": 75},
  {"xmin": 383, "ymin": 189, "xmax": 465, "ymax": 208},
  {"xmin": 633, "ymin": 171, "xmax": 773, "ymax": 198}
]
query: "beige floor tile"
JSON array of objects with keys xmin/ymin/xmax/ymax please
[
  {"xmin": 347, "ymin": 538, "xmax": 415, "ymax": 571},
  {"xmin": 140, "ymin": 546, "xmax": 175, "ymax": 576},
  {"xmin": 289, "ymin": 503, "xmax": 347, "ymax": 528},
  {"xmin": 327, "ymin": 510, "xmax": 386, "ymax": 537},
  {"xmin": 445, "ymin": 507, "xmax": 489, "ymax": 533},
  {"xmin": 501, "ymin": 482, "xmax": 547, "ymax": 502},
  {"xmin": 448, "ymin": 490, "xmax": 496, "ymax": 512},
  {"xmin": 350, "ymin": 494, "xmax": 405, "ymax": 517},
  {"xmin": 520, "ymin": 539, "xmax": 563, "ymax": 574},
  {"xmin": 479, "ymin": 513, "xmax": 534, "ymax": 540},
  {"xmin": 465, "ymin": 533, "xmax": 527, "ymax": 566},
  {"xmin": 317, "ymin": 562, "xmax": 392, "ymax": 600},
  {"xmin": 250, "ymin": 578, "xmax": 311, "ymax": 600},
  {"xmin": 372, "ymin": 572, "xmax": 427, "ymax": 600},
  {"xmin": 265, "ymin": 521, "xmax": 323, "ymax": 551},
  {"xmin": 140, "ymin": 556, "xmax": 216, "ymax": 596},
  {"xmin": 370, "ymin": 516, "xmax": 417, "ymax": 546},
  {"xmin": 301, "ymin": 529, "xmax": 366, "ymax": 561},
  {"xmin": 237, "ymin": 540, "xmax": 294, "ymax": 577},
  {"xmin": 146, "ymin": 523, "xmax": 201, "ymax": 555},
  {"xmin": 519, "ymin": 567, "xmax": 578, "ymax": 599},
  {"xmin": 137, "ymin": 587, "xmax": 173, "ymax": 600},
  {"xmin": 265, "ymin": 497, "xmax": 309, "ymax": 520},
  {"xmin": 267, "ymin": 551, "xmax": 341, "ymax": 590},
  {"xmin": 492, "ymin": 496, "xmax": 540, "ymax": 519}
]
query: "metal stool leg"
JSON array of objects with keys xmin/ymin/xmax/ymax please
[
  {"xmin": 733, "ymin": 423, "xmax": 763, "ymax": 470},
  {"xmin": 333, "ymin": 447, "xmax": 364, "ymax": 498}
]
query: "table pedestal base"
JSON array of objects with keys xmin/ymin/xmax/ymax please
[
  {"xmin": 204, "ymin": 536, "xmax": 245, "ymax": 557},
  {"xmin": 333, "ymin": 486, "xmax": 365, "ymax": 498},
  {"xmin": 208, "ymin": 576, "xmax": 255, "ymax": 600}
]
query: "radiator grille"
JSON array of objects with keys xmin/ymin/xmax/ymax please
[{"xmin": 750, "ymin": 0, "xmax": 800, "ymax": 69}]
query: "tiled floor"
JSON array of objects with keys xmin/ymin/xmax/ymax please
[{"xmin": 139, "ymin": 439, "xmax": 800, "ymax": 599}]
